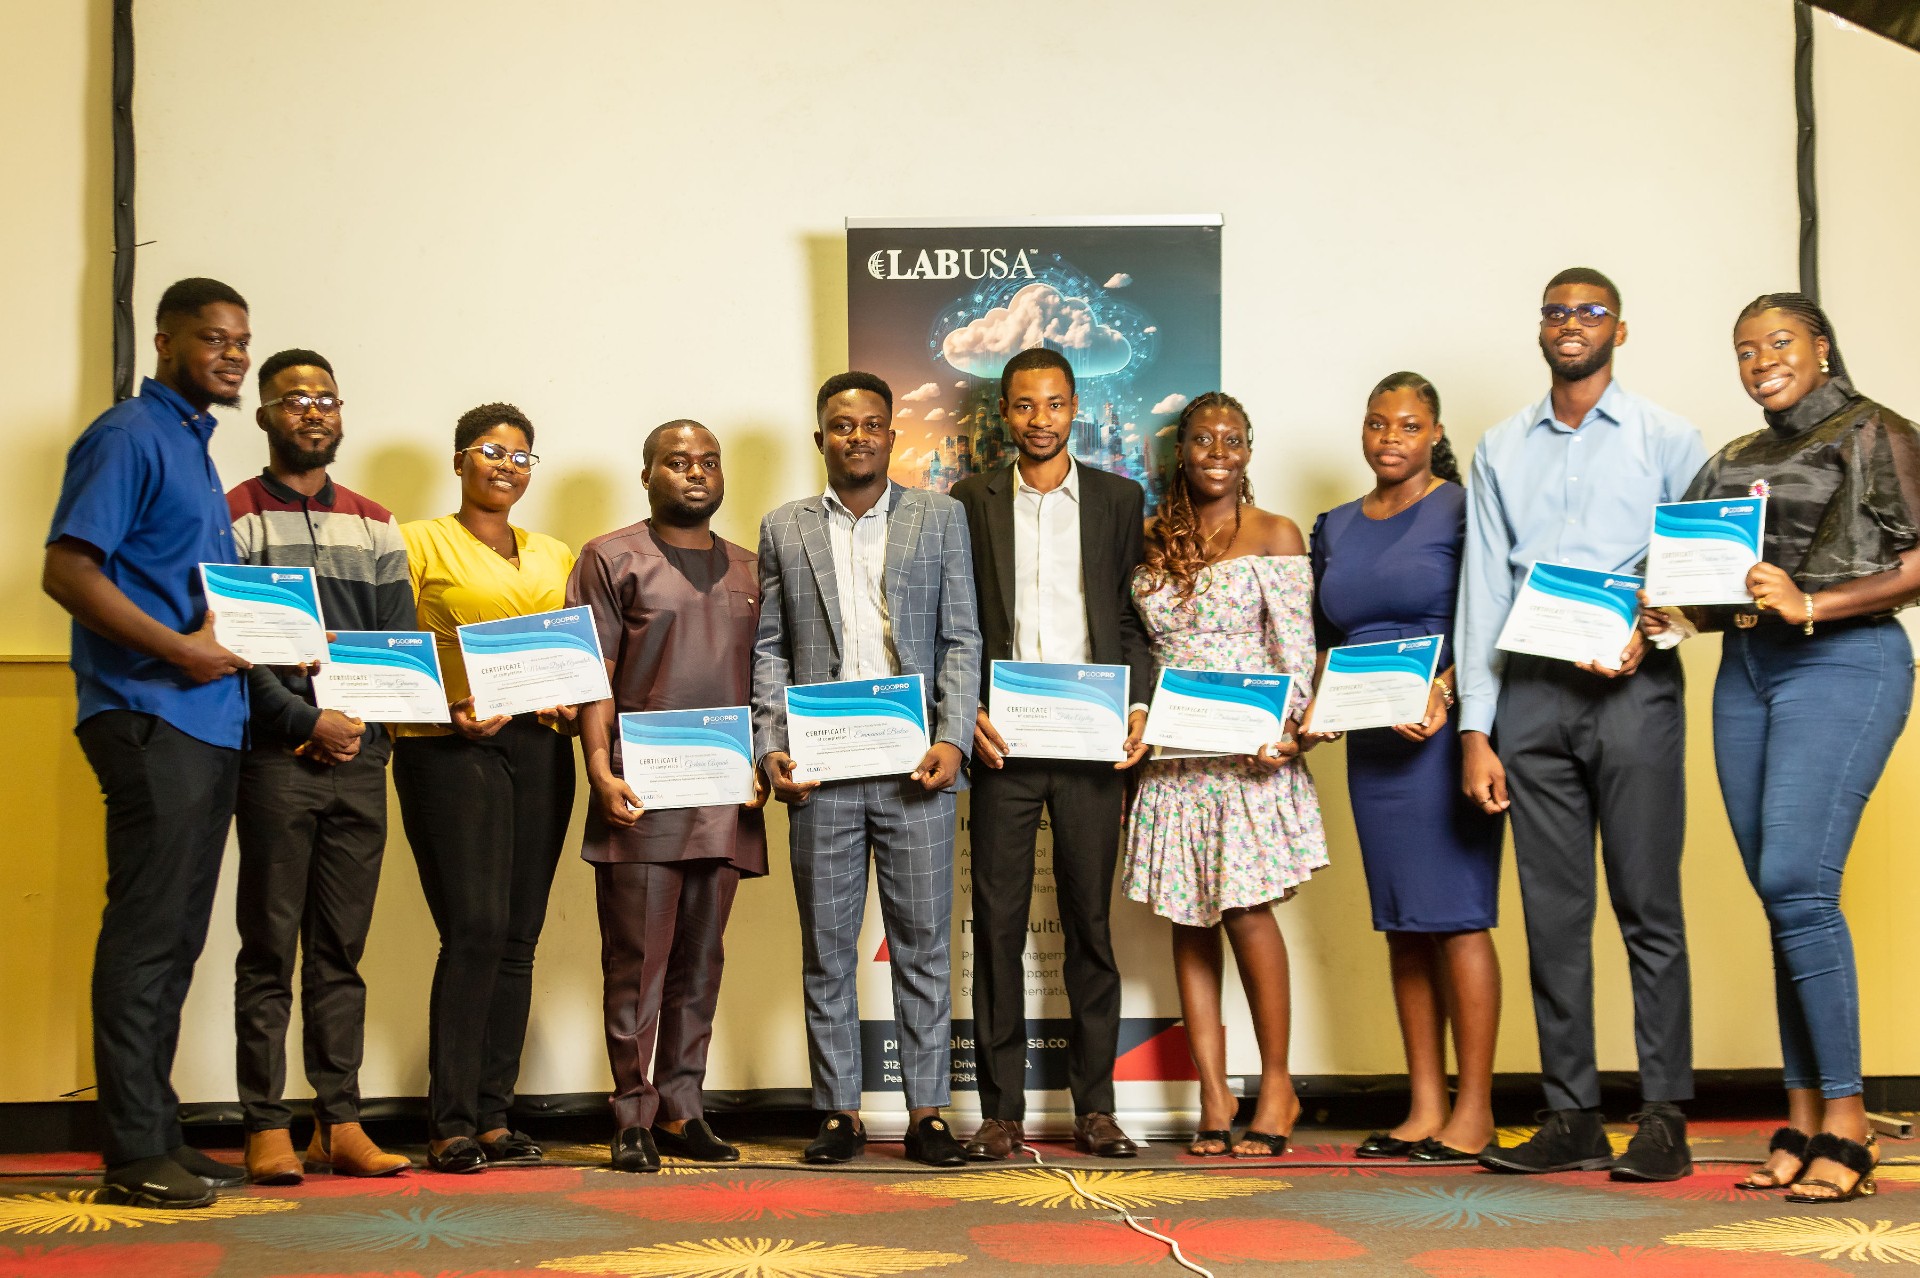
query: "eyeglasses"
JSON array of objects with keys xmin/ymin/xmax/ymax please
[
  {"xmin": 461, "ymin": 441, "xmax": 540, "ymax": 470},
  {"xmin": 1540, "ymin": 303, "xmax": 1616, "ymax": 328},
  {"xmin": 262, "ymin": 393, "xmax": 343, "ymax": 415},
  {"xmin": 823, "ymin": 421, "xmax": 892, "ymax": 439}
]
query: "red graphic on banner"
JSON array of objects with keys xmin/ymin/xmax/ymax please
[
  {"xmin": 873, "ymin": 937, "xmax": 891, "ymax": 962},
  {"xmin": 1111, "ymin": 1022, "xmax": 1200, "ymax": 1081}
]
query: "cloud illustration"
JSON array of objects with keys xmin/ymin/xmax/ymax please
[
  {"xmin": 1143, "ymin": 325, "xmax": 1158, "ymax": 334},
  {"xmin": 954, "ymin": 380, "xmax": 968, "ymax": 388},
  {"xmin": 1150, "ymin": 392, "xmax": 1188, "ymax": 415},
  {"xmin": 896, "ymin": 407, "xmax": 915, "ymax": 419},
  {"xmin": 1103, "ymin": 273, "xmax": 1133, "ymax": 288},
  {"xmin": 925, "ymin": 408, "xmax": 947, "ymax": 421},
  {"xmin": 940, "ymin": 282, "xmax": 1133, "ymax": 379},
  {"xmin": 900, "ymin": 382, "xmax": 941, "ymax": 403}
]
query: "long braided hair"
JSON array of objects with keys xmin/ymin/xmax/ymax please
[
  {"xmin": 1735, "ymin": 292, "xmax": 1848, "ymax": 381},
  {"xmin": 1367, "ymin": 371, "xmax": 1461, "ymax": 483},
  {"xmin": 1142, "ymin": 392, "xmax": 1255, "ymax": 602}
]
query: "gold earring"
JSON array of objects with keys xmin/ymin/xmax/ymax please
[{"xmin": 1820, "ymin": 358, "xmax": 1831, "ymax": 373}]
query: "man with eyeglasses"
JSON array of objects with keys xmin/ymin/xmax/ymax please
[
  {"xmin": 43, "ymin": 277, "xmax": 256, "ymax": 1207},
  {"xmin": 225, "ymin": 349, "xmax": 415, "ymax": 1185},
  {"xmin": 1459, "ymin": 268, "xmax": 1706, "ymax": 1181},
  {"xmin": 753, "ymin": 371, "xmax": 982, "ymax": 1166}
]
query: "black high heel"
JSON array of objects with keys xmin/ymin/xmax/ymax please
[
  {"xmin": 1737, "ymin": 1126, "xmax": 1810, "ymax": 1190},
  {"xmin": 1784, "ymin": 1132, "xmax": 1878, "ymax": 1204},
  {"xmin": 1187, "ymin": 1129, "xmax": 1233, "ymax": 1157},
  {"xmin": 1233, "ymin": 1130, "xmax": 1289, "ymax": 1158}
]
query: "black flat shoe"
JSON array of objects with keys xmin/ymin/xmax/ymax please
[
  {"xmin": 610, "ymin": 1127, "xmax": 661, "ymax": 1173},
  {"xmin": 169, "ymin": 1144, "xmax": 247, "ymax": 1188},
  {"xmin": 1188, "ymin": 1129, "xmax": 1233, "ymax": 1157},
  {"xmin": 477, "ymin": 1130, "xmax": 542, "ymax": 1165},
  {"xmin": 652, "ymin": 1118, "xmax": 739, "ymax": 1162},
  {"xmin": 804, "ymin": 1113, "xmax": 866, "ymax": 1164},
  {"xmin": 1407, "ymin": 1137, "xmax": 1485, "ymax": 1164},
  {"xmin": 1784, "ymin": 1132, "xmax": 1878, "ymax": 1204},
  {"xmin": 903, "ymin": 1115, "xmax": 967, "ymax": 1167},
  {"xmin": 102, "ymin": 1155, "xmax": 216, "ymax": 1209},
  {"xmin": 1234, "ymin": 1130, "xmax": 1289, "ymax": 1157},
  {"xmin": 426, "ymin": 1138, "xmax": 487, "ymax": 1174},
  {"xmin": 1738, "ymin": 1126, "xmax": 1811, "ymax": 1190},
  {"xmin": 1355, "ymin": 1132, "xmax": 1414, "ymax": 1159}
]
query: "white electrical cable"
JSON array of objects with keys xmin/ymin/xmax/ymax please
[{"xmin": 1021, "ymin": 1146, "xmax": 1215, "ymax": 1278}]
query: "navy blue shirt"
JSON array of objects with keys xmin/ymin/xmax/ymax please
[{"xmin": 46, "ymin": 377, "xmax": 247, "ymax": 748}]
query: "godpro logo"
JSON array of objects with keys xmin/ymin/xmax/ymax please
[
  {"xmin": 872, "ymin": 680, "xmax": 911, "ymax": 694},
  {"xmin": 1240, "ymin": 676, "xmax": 1283, "ymax": 687},
  {"xmin": 1397, "ymin": 640, "xmax": 1432, "ymax": 653},
  {"xmin": 1719, "ymin": 504, "xmax": 1755, "ymax": 516},
  {"xmin": 1076, "ymin": 670, "xmax": 1117, "ymax": 681},
  {"xmin": 385, "ymin": 637, "xmax": 423, "ymax": 648},
  {"xmin": 701, "ymin": 713, "xmax": 739, "ymax": 726},
  {"xmin": 865, "ymin": 248, "xmax": 1039, "ymax": 281},
  {"xmin": 269, "ymin": 572, "xmax": 301, "ymax": 583}
]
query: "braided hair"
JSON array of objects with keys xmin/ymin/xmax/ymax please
[
  {"xmin": 1735, "ymin": 293, "xmax": 1847, "ymax": 380},
  {"xmin": 1366, "ymin": 371, "xmax": 1461, "ymax": 483},
  {"xmin": 1142, "ymin": 392, "xmax": 1255, "ymax": 602}
]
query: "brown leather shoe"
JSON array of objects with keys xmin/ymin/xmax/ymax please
[
  {"xmin": 306, "ymin": 1122, "xmax": 411, "ymax": 1177},
  {"xmin": 963, "ymin": 1118, "xmax": 1026, "ymax": 1161},
  {"xmin": 245, "ymin": 1129, "xmax": 304, "ymax": 1185},
  {"xmin": 1074, "ymin": 1112, "xmax": 1139, "ymax": 1158}
]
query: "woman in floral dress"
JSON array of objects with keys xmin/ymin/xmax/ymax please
[{"xmin": 1124, "ymin": 391, "xmax": 1328, "ymax": 1158}]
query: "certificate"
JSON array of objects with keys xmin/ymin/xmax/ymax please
[
  {"xmin": 785, "ymin": 674, "xmax": 930, "ymax": 783},
  {"xmin": 619, "ymin": 707, "xmax": 755, "ymax": 811},
  {"xmin": 1643, "ymin": 497, "xmax": 1766, "ymax": 606},
  {"xmin": 989, "ymin": 661, "xmax": 1130, "ymax": 762},
  {"xmin": 200, "ymin": 563, "xmax": 328, "ymax": 665},
  {"xmin": 1142, "ymin": 667, "xmax": 1295, "ymax": 757},
  {"xmin": 312, "ymin": 631, "xmax": 451, "ymax": 723},
  {"xmin": 1305, "ymin": 635, "xmax": 1444, "ymax": 734},
  {"xmin": 457, "ymin": 606, "xmax": 613, "ymax": 719},
  {"xmin": 1495, "ymin": 563, "xmax": 1643, "ymax": 668}
]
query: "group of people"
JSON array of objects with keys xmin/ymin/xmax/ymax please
[{"xmin": 44, "ymin": 265, "xmax": 1917, "ymax": 1212}]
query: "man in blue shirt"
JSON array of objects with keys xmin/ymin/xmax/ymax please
[
  {"xmin": 1458, "ymin": 268, "xmax": 1707, "ymax": 1182},
  {"xmin": 43, "ymin": 277, "xmax": 256, "ymax": 1208}
]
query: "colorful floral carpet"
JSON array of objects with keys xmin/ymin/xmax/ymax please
[{"xmin": 3, "ymin": 1122, "xmax": 1919, "ymax": 1275}]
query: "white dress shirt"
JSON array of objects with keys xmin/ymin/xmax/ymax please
[
  {"xmin": 824, "ymin": 483, "xmax": 899, "ymax": 678},
  {"xmin": 1011, "ymin": 457, "xmax": 1091, "ymax": 663}
]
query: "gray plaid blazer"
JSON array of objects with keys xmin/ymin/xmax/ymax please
[{"xmin": 751, "ymin": 482, "xmax": 982, "ymax": 780}]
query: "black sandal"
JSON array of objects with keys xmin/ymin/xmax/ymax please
[
  {"xmin": 1784, "ymin": 1132, "xmax": 1878, "ymax": 1204},
  {"xmin": 1355, "ymin": 1132, "xmax": 1414, "ymax": 1159},
  {"xmin": 1737, "ymin": 1126, "xmax": 1810, "ymax": 1190},
  {"xmin": 1187, "ymin": 1129, "xmax": 1232, "ymax": 1157},
  {"xmin": 1234, "ymin": 1130, "xmax": 1289, "ymax": 1157}
]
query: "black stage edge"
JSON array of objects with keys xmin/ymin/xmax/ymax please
[
  {"xmin": 9, "ymin": 1073, "xmax": 1918, "ymax": 1155},
  {"xmin": 110, "ymin": 0, "xmax": 135, "ymax": 401},
  {"xmin": 1795, "ymin": 0, "xmax": 1820, "ymax": 303},
  {"xmin": 1811, "ymin": 1, "xmax": 1920, "ymax": 54}
]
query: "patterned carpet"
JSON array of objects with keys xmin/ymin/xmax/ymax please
[{"xmin": 3, "ymin": 1122, "xmax": 1919, "ymax": 1275}]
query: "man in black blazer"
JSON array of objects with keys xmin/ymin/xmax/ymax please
[{"xmin": 950, "ymin": 348, "xmax": 1153, "ymax": 1161}]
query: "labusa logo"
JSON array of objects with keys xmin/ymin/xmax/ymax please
[{"xmin": 865, "ymin": 248, "xmax": 1039, "ymax": 282}]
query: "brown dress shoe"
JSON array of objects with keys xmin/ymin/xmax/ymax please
[
  {"xmin": 246, "ymin": 1129, "xmax": 304, "ymax": 1185},
  {"xmin": 963, "ymin": 1118, "xmax": 1026, "ymax": 1161},
  {"xmin": 1074, "ymin": 1112, "xmax": 1139, "ymax": 1158},
  {"xmin": 306, "ymin": 1122, "xmax": 411, "ymax": 1177}
]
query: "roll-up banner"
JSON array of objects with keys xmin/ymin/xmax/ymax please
[{"xmin": 846, "ymin": 216, "xmax": 1223, "ymax": 1136}]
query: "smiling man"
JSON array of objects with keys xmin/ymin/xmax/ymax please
[
  {"xmin": 1458, "ymin": 268, "xmax": 1708, "ymax": 1181},
  {"xmin": 224, "ymin": 349, "xmax": 415, "ymax": 1185},
  {"xmin": 43, "ymin": 277, "xmax": 256, "ymax": 1207}
]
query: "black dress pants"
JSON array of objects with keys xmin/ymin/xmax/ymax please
[
  {"xmin": 392, "ymin": 718, "xmax": 574, "ymax": 1139},
  {"xmin": 1497, "ymin": 649, "xmax": 1692, "ymax": 1112},
  {"xmin": 967, "ymin": 758, "xmax": 1124, "ymax": 1120},
  {"xmin": 76, "ymin": 711, "xmax": 241, "ymax": 1166},
  {"xmin": 232, "ymin": 738, "xmax": 391, "ymax": 1131}
]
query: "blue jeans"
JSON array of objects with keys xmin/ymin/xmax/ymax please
[{"xmin": 1713, "ymin": 619, "xmax": 1912, "ymax": 1099}]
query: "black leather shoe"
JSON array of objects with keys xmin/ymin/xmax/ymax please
[
  {"xmin": 1610, "ymin": 1103, "xmax": 1692, "ymax": 1182},
  {"xmin": 1407, "ymin": 1137, "xmax": 1486, "ymax": 1164},
  {"xmin": 1355, "ymin": 1132, "xmax": 1414, "ymax": 1159},
  {"xmin": 903, "ymin": 1114, "xmax": 967, "ymax": 1167},
  {"xmin": 610, "ymin": 1127, "xmax": 662, "ymax": 1173},
  {"xmin": 426, "ymin": 1137, "xmax": 487, "ymax": 1174},
  {"xmin": 102, "ymin": 1155, "xmax": 216, "ymax": 1209},
  {"xmin": 477, "ymin": 1130, "xmax": 542, "ymax": 1164},
  {"xmin": 1478, "ymin": 1109, "xmax": 1613, "ymax": 1174},
  {"xmin": 169, "ymin": 1144, "xmax": 246, "ymax": 1188},
  {"xmin": 652, "ymin": 1118, "xmax": 739, "ymax": 1162},
  {"xmin": 804, "ymin": 1113, "xmax": 866, "ymax": 1164}
]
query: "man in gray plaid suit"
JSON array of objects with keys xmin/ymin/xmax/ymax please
[{"xmin": 752, "ymin": 371, "xmax": 983, "ymax": 1167}]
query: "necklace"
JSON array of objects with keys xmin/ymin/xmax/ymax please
[
  {"xmin": 1367, "ymin": 477, "xmax": 1440, "ymax": 520},
  {"xmin": 1199, "ymin": 506, "xmax": 1242, "ymax": 559}
]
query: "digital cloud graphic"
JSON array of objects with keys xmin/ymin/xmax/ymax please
[
  {"xmin": 900, "ymin": 382, "xmax": 941, "ymax": 403},
  {"xmin": 1150, "ymin": 392, "xmax": 1188, "ymax": 414},
  {"xmin": 1103, "ymin": 272, "xmax": 1134, "ymax": 288},
  {"xmin": 940, "ymin": 282, "xmax": 1133, "ymax": 379}
]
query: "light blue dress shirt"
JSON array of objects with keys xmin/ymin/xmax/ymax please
[{"xmin": 1456, "ymin": 380, "xmax": 1707, "ymax": 736}]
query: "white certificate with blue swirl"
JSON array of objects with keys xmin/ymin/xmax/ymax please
[
  {"xmin": 1495, "ymin": 563, "xmax": 1643, "ymax": 668},
  {"xmin": 619, "ymin": 706, "xmax": 755, "ymax": 810},
  {"xmin": 1643, "ymin": 497, "xmax": 1766, "ymax": 606},
  {"xmin": 457, "ymin": 606, "xmax": 613, "ymax": 719},
  {"xmin": 200, "ymin": 563, "xmax": 329, "ymax": 665},
  {"xmin": 785, "ymin": 674, "xmax": 930, "ymax": 783},
  {"xmin": 312, "ymin": 631, "xmax": 450, "ymax": 723},
  {"xmin": 989, "ymin": 661, "xmax": 1130, "ymax": 762},
  {"xmin": 1304, "ymin": 635, "xmax": 1444, "ymax": 734},
  {"xmin": 1141, "ymin": 667, "xmax": 1295, "ymax": 757}
]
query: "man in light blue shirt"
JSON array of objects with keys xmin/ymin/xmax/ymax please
[{"xmin": 1459, "ymin": 268, "xmax": 1706, "ymax": 1182}]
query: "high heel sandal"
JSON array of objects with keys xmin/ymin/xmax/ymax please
[
  {"xmin": 1233, "ymin": 1130, "xmax": 1290, "ymax": 1158},
  {"xmin": 1737, "ymin": 1127, "xmax": 1810, "ymax": 1190},
  {"xmin": 1783, "ymin": 1132, "xmax": 1878, "ymax": 1204},
  {"xmin": 1187, "ymin": 1129, "xmax": 1233, "ymax": 1157}
]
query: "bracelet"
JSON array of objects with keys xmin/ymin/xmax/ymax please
[
  {"xmin": 1432, "ymin": 678, "xmax": 1455, "ymax": 708},
  {"xmin": 1803, "ymin": 592, "xmax": 1815, "ymax": 636}
]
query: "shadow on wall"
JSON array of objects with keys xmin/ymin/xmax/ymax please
[
  {"xmin": 545, "ymin": 469, "xmax": 618, "ymax": 556},
  {"xmin": 803, "ymin": 232, "xmax": 849, "ymax": 389},
  {"xmin": 361, "ymin": 443, "xmax": 445, "ymax": 526}
]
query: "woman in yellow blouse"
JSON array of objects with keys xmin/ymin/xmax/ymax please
[{"xmin": 392, "ymin": 402, "xmax": 579, "ymax": 1174}]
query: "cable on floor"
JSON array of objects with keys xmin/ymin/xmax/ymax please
[{"xmin": 1021, "ymin": 1145, "xmax": 1215, "ymax": 1278}]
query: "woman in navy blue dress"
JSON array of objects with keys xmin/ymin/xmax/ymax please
[{"xmin": 1307, "ymin": 372, "xmax": 1504, "ymax": 1162}]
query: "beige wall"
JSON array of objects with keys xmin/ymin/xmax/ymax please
[{"xmin": 6, "ymin": 1, "xmax": 1919, "ymax": 1106}]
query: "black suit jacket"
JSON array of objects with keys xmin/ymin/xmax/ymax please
[{"xmin": 950, "ymin": 460, "xmax": 1154, "ymax": 710}]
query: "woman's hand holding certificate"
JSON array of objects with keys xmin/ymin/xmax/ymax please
[
  {"xmin": 1303, "ymin": 636, "xmax": 1443, "ymax": 734},
  {"xmin": 1643, "ymin": 497, "xmax": 1766, "ymax": 606},
  {"xmin": 1141, "ymin": 667, "xmax": 1296, "ymax": 757},
  {"xmin": 457, "ymin": 605, "xmax": 613, "ymax": 720}
]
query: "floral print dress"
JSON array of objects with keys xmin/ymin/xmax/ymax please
[{"xmin": 1122, "ymin": 555, "xmax": 1329, "ymax": 927}]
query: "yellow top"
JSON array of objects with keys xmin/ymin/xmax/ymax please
[{"xmin": 398, "ymin": 514, "xmax": 577, "ymax": 737}]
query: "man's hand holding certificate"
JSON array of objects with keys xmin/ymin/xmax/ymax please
[
  {"xmin": 1142, "ymin": 667, "xmax": 1295, "ymax": 757},
  {"xmin": 1305, "ymin": 635, "xmax": 1444, "ymax": 734},
  {"xmin": 1643, "ymin": 497, "xmax": 1766, "ymax": 606},
  {"xmin": 784, "ymin": 674, "xmax": 930, "ymax": 783},
  {"xmin": 457, "ymin": 605, "xmax": 613, "ymax": 719},
  {"xmin": 987, "ymin": 661, "xmax": 1130, "ymax": 762},
  {"xmin": 313, "ymin": 631, "xmax": 450, "ymax": 723},
  {"xmin": 200, "ymin": 563, "xmax": 328, "ymax": 665},
  {"xmin": 619, "ymin": 707, "xmax": 756, "ymax": 811},
  {"xmin": 1495, "ymin": 563, "xmax": 1643, "ymax": 669}
]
